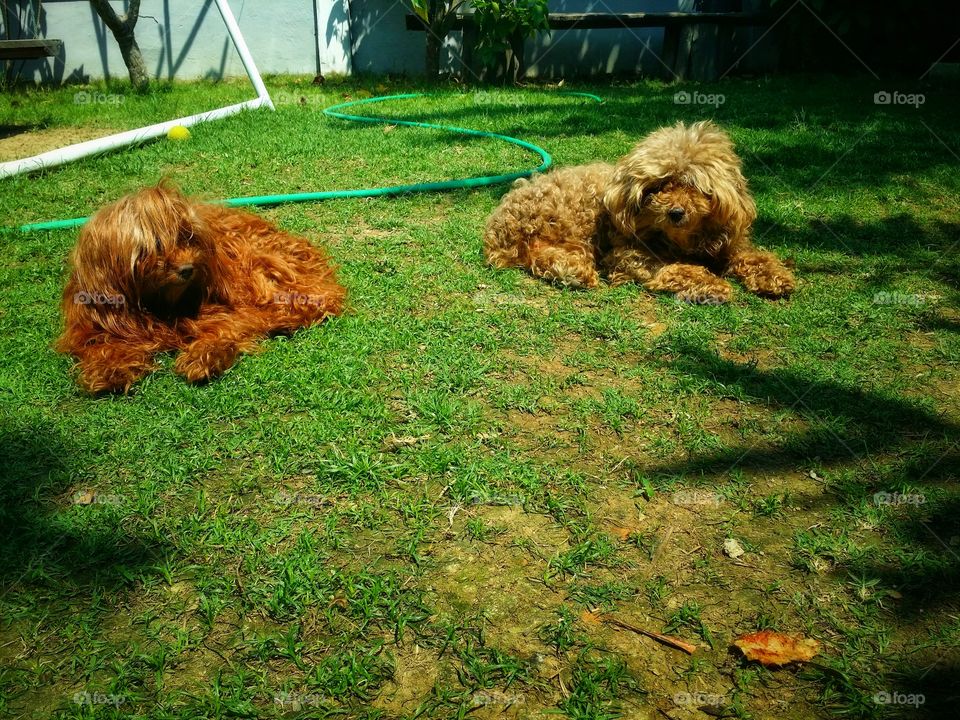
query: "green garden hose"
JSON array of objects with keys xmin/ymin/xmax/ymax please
[{"xmin": 8, "ymin": 91, "xmax": 603, "ymax": 234}]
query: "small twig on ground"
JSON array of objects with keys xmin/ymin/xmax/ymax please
[
  {"xmin": 601, "ymin": 614, "xmax": 697, "ymax": 655},
  {"xmin": 653, "ymin": 526, "xmax": 674, "ymax": 560}
]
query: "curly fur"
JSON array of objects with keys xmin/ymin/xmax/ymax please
[
  {"xmin": 56, "ymin": 184, "xmax": 345, "ymax": 393},
  {"xmin": 483, "ymin": 121, "xmax": 795, "ymax": 302}
]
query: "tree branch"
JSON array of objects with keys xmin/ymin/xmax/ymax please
[
  {"xmin": 88, "ymin": 0, "xmax": 148, "ymax": 88},
  {"xmin": 88, "ymin": 0, "xmax": 122, "ymax": 33},
  {"xmin": 126, "ymin": 0, "xmax": 141, "ymax": 26}
]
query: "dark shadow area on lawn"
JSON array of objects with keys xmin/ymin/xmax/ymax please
[
  {"xmin": 338, "ymin": 84, "xmax": 960, "ymax": 202},
  {"xmin": 643, "ymin": 344, "xmax": 959, "ymax": 712},
  {"xmin": 0, "ymin": 423, "xmax": 171, "ymax": 592},
  {"xmin": 849, "ymin": 495, "xmax": 960, "ymax": 613},
  {"xmin": 741, "ymin": 130, "xmax": 960, "ymax": 194},
  {"xmin": 647, "ymin": 343, "xmax": 960, "ymax": 583},
  {"xmin": 808, "ymin": 658, "xmax": 960, "ymax": 720},
  {"xmin": 652, "ymin": 343, "xmax": 958, "ymax": 479},
  {"xmin": 919, "ymin": 312, "xmax": 960, "ymax": 334},
  {"xmin": 754, "ymin": 213, "xmax": 960, "ymax": 288},
  {"xmin": 889, "ymin": 661, "xmax": 960, "ymax": 719},
  {"xmin": 0, "ymin": 123, "xmax": 43, "ymax": 139}
]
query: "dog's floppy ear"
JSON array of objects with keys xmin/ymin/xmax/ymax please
[
  {"xmin": 705, "ymin": 164, "xmax": 756, "ymax": 244},
  {"xmin": 54, "ymin": 208, "xmax": 152, "ymax": 357},
  {"xmin": 686, "ymin": 123, "xmax": 756, "ymax": 244},
  {"xmin": 603, "ymin": 159, "xmax": 658, "ymax": 236},
  {"xmin": 56, "ymin": 274, "xmax": 145, "ymax": 359}
]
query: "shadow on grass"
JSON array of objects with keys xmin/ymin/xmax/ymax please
[
  {"xmin": 614, "ymin": 336, "xmax": 960, "ymax": 714},
  {"xmin": 0, "ymin": 423, "xmax": 171, "ymax": 592},
  {"xmin": 645, "ymin": 344, "xmax": 959, "ymax": 714},
  {"xmin": 0, "ymin": 122, "xmax": 43, "ymax": 140},
  {"xmin": 654, "ymin": 343, "xmax": 957, "ymax": 477},
  {"xmin": 327, "ymin": 80, "xmax": 959, "ymax": 140}
]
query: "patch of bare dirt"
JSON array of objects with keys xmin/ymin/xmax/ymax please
[
  {"xmin": 364, "ymin": 506, "xmax": 582, "ymax": 716},
  {"xmin": 503, "ymin": 409, "xmax": 578, "ymax": 454},
  {"xmin": 372, "ymin": 641, "xmax": 442, "ymax": 716},
  {"xmin": 0, "ymin": 125, "xmax": 120, "ymax": 161},
  {"xmin": 424, "ymin": 505, "xmax": 569, "ymax": 656}
]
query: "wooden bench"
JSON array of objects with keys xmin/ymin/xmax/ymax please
[
  {"xmin": 0, "ymin": 39, "xmax": 64, "ymax": 60},
  {"xmin": 405, "ymin": 9, "xmax": 771, "ymax": 80}
]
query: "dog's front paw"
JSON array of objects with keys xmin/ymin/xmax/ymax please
[
  {"xmin": 530, "ymin": 247, "xmax": 599, "ymax": 289},
  {"xmin": 559, "ymin": 269, "xmax": 600, "ymax": 289},
  {"xmin": 729, "ymin": 253, "xmax": 795, "ymax": 298},
  {"xmin": 748, "ymin": 268, "xmax": 795, "ymax": 298},
  {"xmin": 75, "ymin": 348, "xmax": 155, "ymax": 394},
  {"xmin": 174, "ymin": 341, "xmax": 240, "ymax": 383},
  {"xmin": 78, "ymin": 365, "xmax": 144, "ymax": 394}
]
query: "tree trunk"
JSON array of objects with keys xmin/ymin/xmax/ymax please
[
  {"xmin": 425, "ymin": 31, "xmax": 441, "ymax": 78},
  {"xmin": 116, "ymin": 28, "xmax": 149, "ymax": 88},
  {"xmin": 88, "ymin": 0, "xmax": 148, "ymax": 89},
  {"xmin": 423, "ymin": 0, "xmax": 444, "ymax": 80}
]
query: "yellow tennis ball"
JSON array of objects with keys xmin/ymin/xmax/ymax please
[{"xmin": 167, "ymin": 125, "xmax": 190, "ymax": 141}]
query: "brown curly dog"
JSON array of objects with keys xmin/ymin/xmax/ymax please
[
  {"xmin": 56, "ymin": 184, "xmax": 345, "ymax": 394},
  {"xmin": 483, "ymin": 120, "xmax": 795, "ymax": 303}
]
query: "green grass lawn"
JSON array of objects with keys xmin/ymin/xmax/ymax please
[{"xmin": 0, "ymin": 74, "xmax": 958, "ymax": 719}]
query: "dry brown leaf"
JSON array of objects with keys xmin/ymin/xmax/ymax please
[
  {"xmin": 580, "ymin": 609, "xmax": 602, "ymax": 626},
  {"xmin": 608, "ymin": 524, "xmax": 636, "ymax": 541},
  {"xmin": 72, "ymin": 489, "xmax": 96, "ymax": 505},
  {"xmin": 733, "ymin": 630, "xmax": 820, "ymax": 666}
]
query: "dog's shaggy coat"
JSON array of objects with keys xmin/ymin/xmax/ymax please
[
  {"xmin": 483, "ymin": 121, "xmax": 795, "ymax": 302},
  {"xmin": 56, "ymin": 185, "xmax": 345, "ymax": 393}
]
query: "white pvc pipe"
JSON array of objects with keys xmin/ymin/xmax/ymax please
[
  {"xmin": 0, "ymin": 0, "xmax": 274, "ymax": 180},
  {"xmin": 213, "ymin": 0, "xmax": 273, "ymax": 110}
]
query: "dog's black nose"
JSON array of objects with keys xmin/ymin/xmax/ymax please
[
  {"xmin": 668, "ymin": 207, "xmax": 686, "ymax": 223},
  {"xmin": 177, "ymin": 264, "xmax": 194, "ymax": 281}
]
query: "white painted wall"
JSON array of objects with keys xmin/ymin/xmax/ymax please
[
  {"xmin": 317, "ymin": 0, "xmax": 351, "ymax": 75},
  {"xmin": 348, "ymin": 0, "xmax": 466, "ymax": 76},
  {"xmin": 5, "ymin": 0, "xmax": 322, "ymax": 84},
  {"xmin": 348, "ymin": 0, "xmax": 675, "ymax": 78},
  {"xmin": 3, "ymin": 0, "xmax": 737, "ymax": 83}
]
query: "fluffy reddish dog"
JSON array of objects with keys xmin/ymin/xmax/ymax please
[
  {"xmin": 484, "ymin": 120, "xmax": 795, "ymax": 302},
  {"xmin": 56, "ymin": 184, "xmax": 345, "ymax": 393}
]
